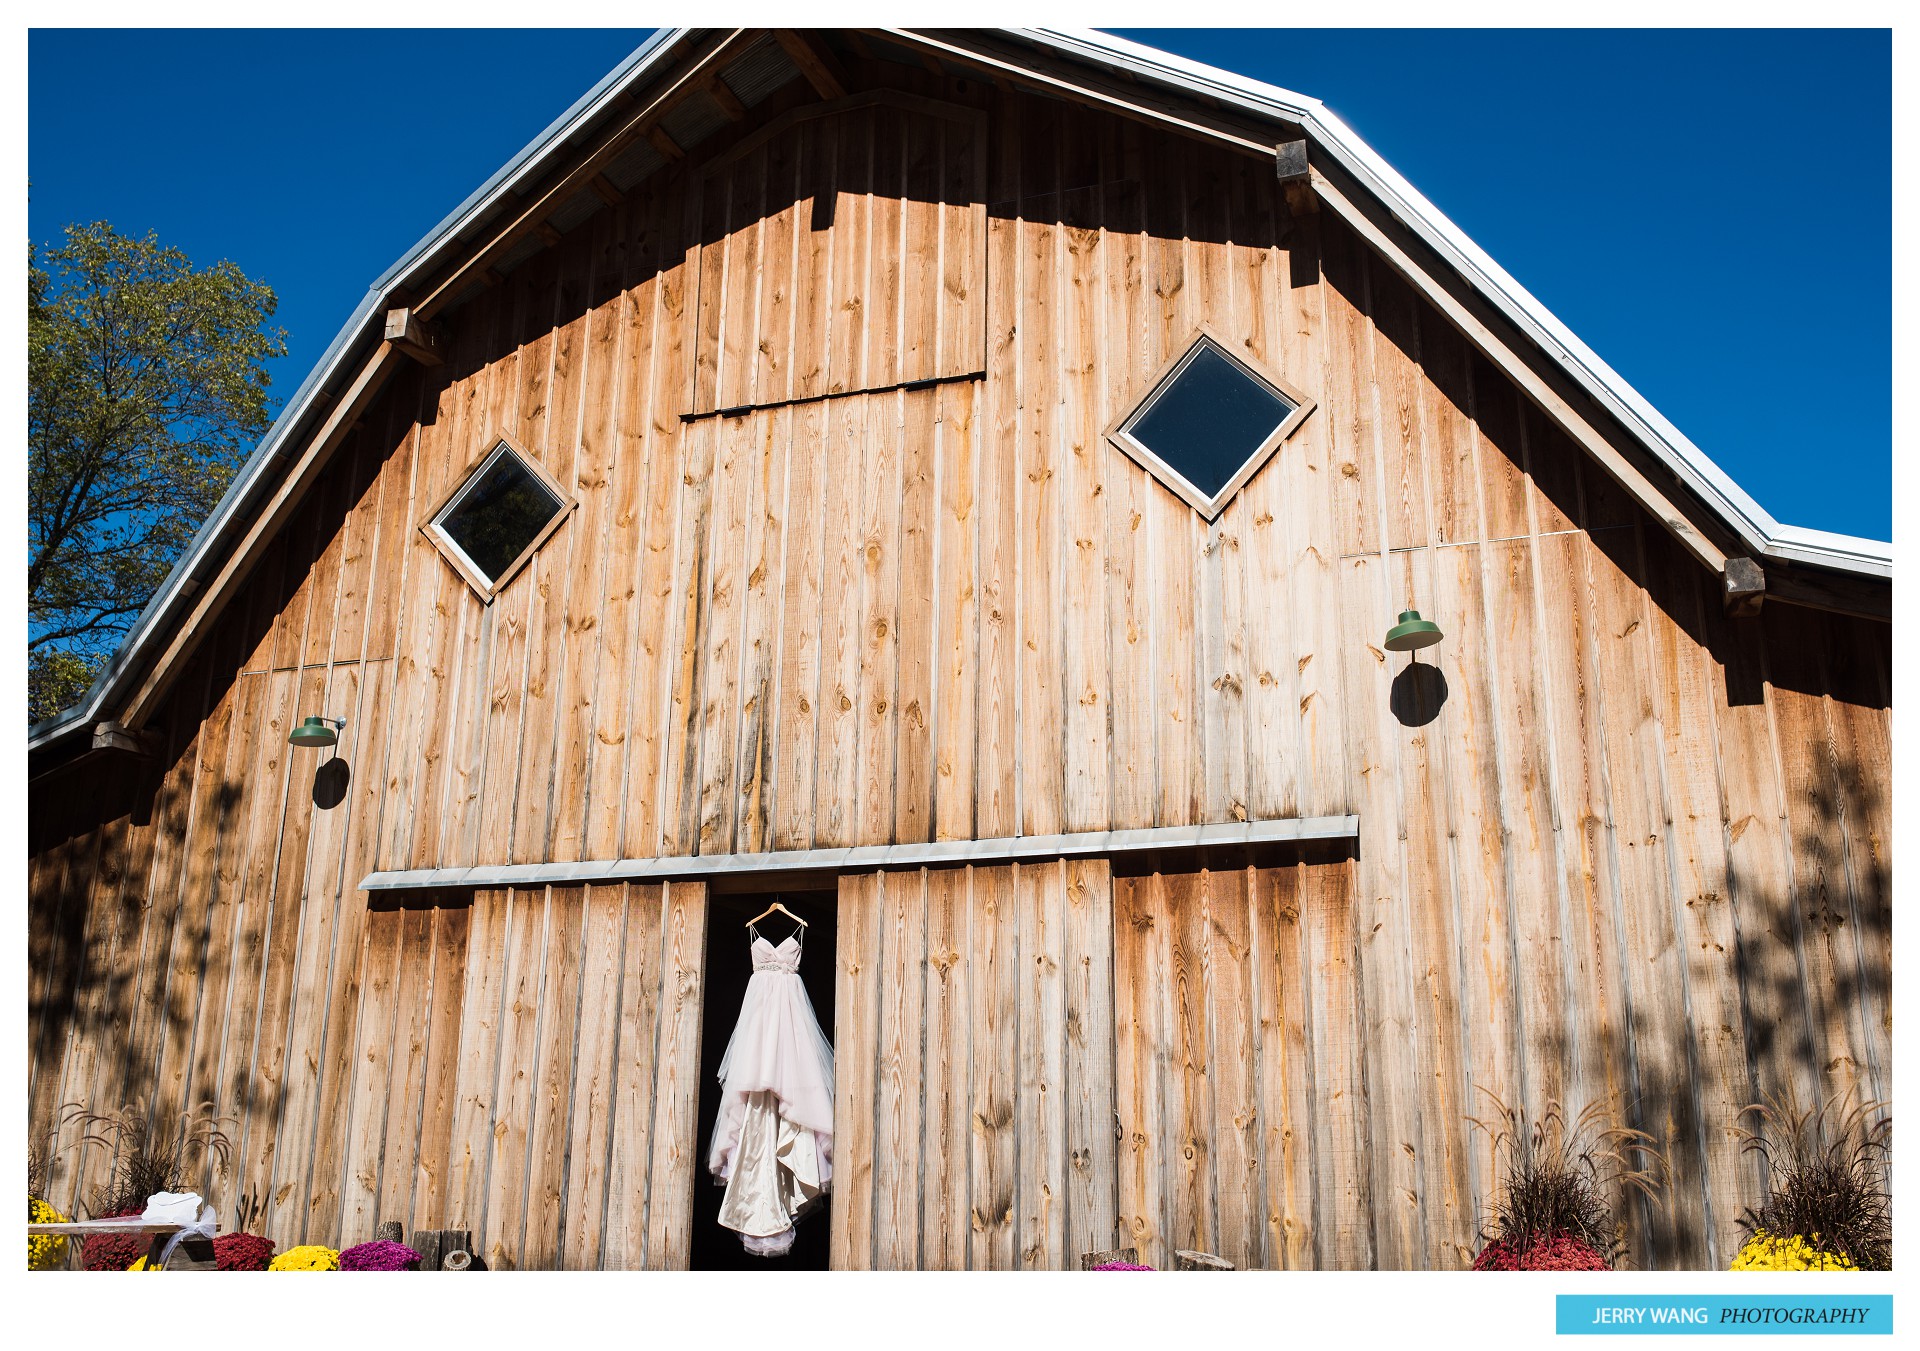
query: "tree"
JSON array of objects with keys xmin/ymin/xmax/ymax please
[{"xmin": 29, "ymin": 221, "xmax": 287, "ymax": 722}]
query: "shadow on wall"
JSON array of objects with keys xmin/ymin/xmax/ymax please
[
  {"xmin": 1389, "ymin": 661, "xmax": 1447, "ymax": 727},
  {"xmin": 1499, "ymin": 737, "xmax": 1890, "ymax": 1272},
  {"xmin": 311, "ymin": 758, "xmax": 351, "ymax": 810}
]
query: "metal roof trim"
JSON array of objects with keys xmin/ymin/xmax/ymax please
[{"xmin": 1002, "ymin": 28, "xmax": 1891, "ymax": 577}]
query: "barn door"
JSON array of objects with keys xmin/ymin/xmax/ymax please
[
  {"xmin": 830, "ymin": 860, "xmax": 1119, "ymax": 1269},
  {"xmin": 686, "ymin": 90, "xmax": 988, "ymax": 416},
  {"xmin": 1111, "ymin": 860, "xmax": 1358, "ymax": 1271}
]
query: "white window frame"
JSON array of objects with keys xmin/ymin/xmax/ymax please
[
  {"xmin": 421, "ymin": 433, "xmax": 576, "ymax": 603},
  {"xmin": 1104, "ymin": 326, "xmax": 1318, "ymax": 520}
]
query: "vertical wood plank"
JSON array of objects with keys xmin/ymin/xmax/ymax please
[
  {"xmin": 967, "ymin": 864, "xmax": 1019, "ymax": 1269},
  {"xmin": 830, "ymin": 871, "xmax": 881, "ymax": 1269},
  {"xmin": 873, "ymin": 868, "xmax": 927, "ymax": 1268},
  {"xmin": 1016, "ymin": 861, "xmax": 1066, "ymax": 1268},
  {"xmin": 411, "ymin": 903, "xmax": 470, "ymax": 1232},
  {"xmin": 604, "ymin": 884, "xmax": 663, "ymax": 1269},
  {"xmin": 920, "ymin": 865, "xmax": 972, "ymax": 1268},
  {"xmin": 522, "ymin": 886, "xmax": 586, "ymax": 1268},
  {"xmin": 1062, "ymin": 857, "xmax": 1117, "ymax": 1263},
  {"xmin": 642, "ymin": 879, "xmax": 707, "ymax": 1268}
]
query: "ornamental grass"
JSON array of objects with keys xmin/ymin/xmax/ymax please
[
  {"xmin": 1468, "ymin": 1091, "xmax": 1668, "ymax": 1271},
  {"xmin": 269, "ymin": 1244, "xmax": 340, "ymax": 1271},
  {"xmin": 28, "ymin": 1197, "xmax": 69, "ymax": 1270},
  {"xmin": 338, "ymin": 1239, "xmax": 422, "ymax": 1271},
  {"xmin": 66, "ymin": 1100, "xmax": 233, "ymax": 1221},
  {"xmin": 1734, "ymin": 1091, "xmax": 1890, "ymax": 1271}
]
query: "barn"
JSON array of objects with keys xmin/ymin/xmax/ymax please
[{"xmin": 27, "ymin": 28, "xmax": 1891, "ymax": 1272}]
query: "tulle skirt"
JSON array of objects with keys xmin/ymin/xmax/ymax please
[{"xmin": 707, "ymin": 965, "xmax": 835, "ymax": 1250}]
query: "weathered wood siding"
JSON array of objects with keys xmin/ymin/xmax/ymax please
[
  {"xmin": 29, "ymin": 56, "xmax": 1891, "ymax": 1270},
  {"xmin": 830, "ymin": 860, "xmax": 1117, "ymax": 1269}
]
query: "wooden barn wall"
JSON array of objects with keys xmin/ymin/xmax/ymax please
[
  {"xmin": 830, "ymin": 860, "xmax": 1118, "ymax": 1269},
  {"xmin": 28, "ymin": 66, "xmax": 1891, "ymax": 1270}
]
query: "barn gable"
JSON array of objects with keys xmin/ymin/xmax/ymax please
[{"xmin": 28, "ymin": 29, "xmax": 1889, "ymax": 1275}]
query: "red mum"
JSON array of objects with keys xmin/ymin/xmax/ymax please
[
  {"xmin": 213, "ymin": 1232, "xmax": 277, "ymax": 1271},
  {"xmin": 1473, "ymin": 1232, "xmax": 1611, "ymax": 1271},
  {"xmin": 80, "ymin": 1206, "xmax": 148, "ymax": 1272}
]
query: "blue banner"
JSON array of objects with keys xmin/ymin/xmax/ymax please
[{"xmin": 1556, "ymin": 1295, "xmax": 1891, "ymax": 1335}]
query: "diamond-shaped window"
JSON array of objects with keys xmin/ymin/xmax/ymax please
[
  {"xmin": 424, "ymin": 435, "xmax": 575, "ymax": 600},
  {"xmin": 1107, "ymin": 332, "xmax": 1315, "ymax": 519}
]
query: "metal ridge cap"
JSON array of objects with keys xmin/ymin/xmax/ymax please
[
  {"xmin": 1762, "ymin": 525, "xmax": 1893, "ymax": 576},
  {"xmin": 1018, "ymin": 28, "xmax": 1893, "ymax": 576}
]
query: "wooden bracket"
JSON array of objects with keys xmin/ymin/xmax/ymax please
[
  {"xmin": 383, "ymin": 307, "xmax": 445, "ymax": 367},
  {"xmin": 647, "ymin": 125, "xmax": 685, "ymax": 161},
  {"xmin": 92, "ymin": 721, "xmax": 159, "ymax": 756},
  {"xmin": 589, "ymin": 172, "xmax": 625, "ymax": 207},
  {"xmin": 775, "ymin": 29, "xmax": 850, "ymax": 101},
  {"xmin": 704, "ymin": 74, "xmax": 748, "ymax": 122},
  {"xmin": 1723, "ymin": 556, "xmax": 1766, "ymax": 618},
  {"xmin": 1276, "ymin": 139, "xmax": 1317, "ymax": 214}
]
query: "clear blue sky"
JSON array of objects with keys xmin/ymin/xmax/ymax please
[{"xmin": 29, "ymin": 28, "xmax": 1891, "ymax": 540}]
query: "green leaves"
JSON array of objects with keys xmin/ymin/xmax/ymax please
[{"xmin": 28, "ymin": 220, "xmax": 287, "ymax": 721}]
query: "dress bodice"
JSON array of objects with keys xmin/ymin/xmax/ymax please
[{"xmin": 750, "ymin": 930, "xmax": 803, "ymax": 974}]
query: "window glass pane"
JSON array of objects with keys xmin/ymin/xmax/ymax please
[
  {"xmin": 1127, "ymin": 344, "xmax": 1294, "ymax": 499},
  {"xmin": 438, "ymin": 446, "xmax": 565, "ymax": 583}
]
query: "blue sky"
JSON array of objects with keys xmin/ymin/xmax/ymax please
[{"xmin": 29, "ymin": 28, "xmax": 1891, "ymax": 540}]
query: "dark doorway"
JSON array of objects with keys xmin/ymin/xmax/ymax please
[{"xmin": 690, "ymin": 888, "xmax": 839, "ymax": 1271}]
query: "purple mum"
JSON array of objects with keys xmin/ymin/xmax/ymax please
[
  {"xmin": 337, "ymin": 1239, "xmax": 423, "ymax": 1271},
  {"xmin": 1091, "ymin": 1260, "xmax": 1155, "ymax": 1270}
]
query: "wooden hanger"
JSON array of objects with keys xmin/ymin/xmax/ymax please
[{"xmin": 744, "ymin": 900, "xmax": 808, "ymax": 928}]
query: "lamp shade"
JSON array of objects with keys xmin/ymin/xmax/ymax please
[
  {"xmin": 288, "ymin": 716, "xmax": 339, "ymax": 748},
  {"xmin": 1384, "ymin": 610, "xmax": 1443, "ymax": 652}
]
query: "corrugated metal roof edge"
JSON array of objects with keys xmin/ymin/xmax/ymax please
[
  {"xmin": 1008, "ymin": 28, "xmax": 1891, "ymax": 582},
  {"xmin": 31, "ymin": 26, "xmax": 1889, "ymax": 755}
]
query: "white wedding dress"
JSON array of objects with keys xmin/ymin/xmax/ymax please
[{"xmin": 706, "ymin": 923, "xmax": 836, "ymax": 1255}]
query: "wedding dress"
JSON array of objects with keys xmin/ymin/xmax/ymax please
[{"xmin": 706, "ymin": 923, "xmax": 836, "ymax": 1256}]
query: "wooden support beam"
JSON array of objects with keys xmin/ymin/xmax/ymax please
[
  {"xmin": 646, "ymin": 125, "xmax": 685, "ymax": 161},
  {"xmin": 535, "ymin": 221, "xmax": 565, "ymax": 247},
  {"xmin": 589, "ymin": 173, "xmax": 625, "ymax": 207},
  {"xmin": 704, "ymin": 74, "xmax": 748, "ymax": 121},
  {"xmin": 383, "ymin": 306, "xmax": 444, "ymax": 367},
  {"xmin": 775, "ymin": 29, "xmax": 849, "ymax": 100},
  {"xmin": 91, "ymin": 721, "xmax": 158, "ymax": 756},
  {"xmin": 1722, "ymin": 556, "xmax": 1767, "ymax": 618},
  {"xmin": 1275, "ymin": 138, "xmax": 1316, "ymax": 214},
  {"xmin": 1764, "ymin": 563, "xmax": 1890, "ymax": 622}
]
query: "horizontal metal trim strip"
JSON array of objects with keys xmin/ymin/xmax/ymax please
[{"xmin": 358, "ymin": 814, "xmax": 1360, "ymax": 892}]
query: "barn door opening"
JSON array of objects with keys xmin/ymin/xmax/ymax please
[{"xmin": 690, "ymin": 888, "xmax": 839, "ymax": 1270}]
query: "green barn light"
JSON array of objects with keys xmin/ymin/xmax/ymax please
[
  {"xmin": 1383, "ymin": 610, "xmax": 1444, "ymax": 653},
  {"xmin": 289, "ymin": 715, "xmax": 345, "ymax": 748}
]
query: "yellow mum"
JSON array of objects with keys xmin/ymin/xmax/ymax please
[
  {"xmin": 269, "ymin": 1244, "xmax": 340, "ymax": 1272},
  {"xmin": 1730, "ymin": 1231, "xmax": 1860, "ymax": 1271},
  {"xmin": 28, "ymin": 1197, "xmax": 69, "ymax": 1271},
  {"xmin": 128, "ymin": 1255, "xmax": 166, "ymax": 1272}
]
